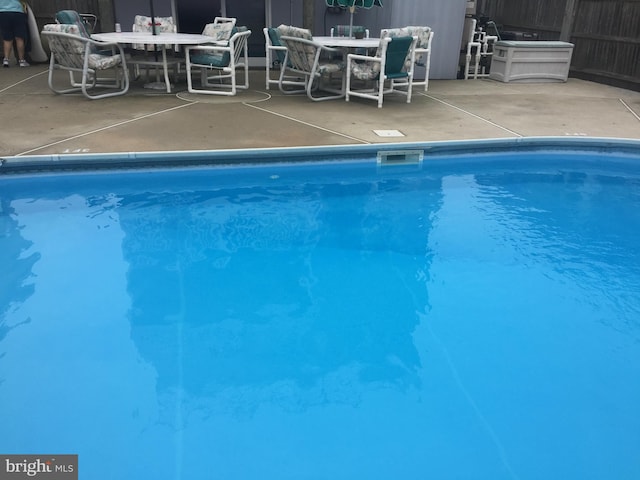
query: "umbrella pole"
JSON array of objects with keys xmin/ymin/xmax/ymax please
[
  {"xmin": 149, "ymin": 0, "xmax": 158, "ymax": 64},
  {"xmin": 150, "ymin": 0, "xmax": 157, "ymax": 34}
]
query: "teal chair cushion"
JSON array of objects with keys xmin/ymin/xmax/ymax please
[
  {"xmin": 267, "ymin": 27, "xmax": 287, "ymax": 65},
  {"xmin": 351, "ymin": 36, "xmax": 412, "ymax": 81},
  {"xmin": 55, "ymin": 10, "xmax": 91, "ymax": 37},
  {"xmin": 190, "ymin": 27, "xmax": 239, "ymax": 67},
  {"xmin": 55, "ymin": 10, "xmax": 113, "ymax": 55},
  {"xmin": 384, "ymin": 36, "xmax": 412, "ymax": 77}
]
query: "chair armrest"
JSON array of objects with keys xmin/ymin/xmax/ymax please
[
  {"xmin": 279, "ymin": 35, "xmax": 340, "ymax": 55},
  {"xmin": 347, "ymin": 52, "xmax": 381, "ymax": 63},
  {"xmin": 186, "ymin": 44, "xmax": 231, "ymax": 54}
]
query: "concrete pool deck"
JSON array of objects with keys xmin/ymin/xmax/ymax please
[{"xmin": 1, "ymin": 65, "xmax": 639, "ymax": 159}]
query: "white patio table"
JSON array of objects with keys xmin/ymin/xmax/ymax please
[
  {"xmin": 314, "ymin": 36, "xmax": 380, "ymax": 49},
  {"xmin": 92, "ymin": 32, "xmax": 221, "ymax": 93}
]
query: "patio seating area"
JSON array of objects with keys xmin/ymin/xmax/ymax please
[{"xmin": 1, "ymin": 62, "xmax": 639, "ymax": 158}]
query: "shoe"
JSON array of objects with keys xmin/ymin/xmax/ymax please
[
  {"xmin": 2, "ymin": 58, "xmax": 9, "ymax": 68},
  {"xmin": 18, "ymin": 60, "xmax": 30, "ymax": 67}
]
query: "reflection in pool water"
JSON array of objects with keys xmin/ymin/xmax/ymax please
[{"xmin": 1, "ymin": 152, "xmax": 640, "ymax": 479}]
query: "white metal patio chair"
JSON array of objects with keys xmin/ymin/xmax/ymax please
[
  {"xmin": 41, "ymin": 23, "xmax": 129, "ymax": 100},
  {"xmin": 345, "ymin": 34, "xmax": 417, "ymax": 108},
  {"xmin": 185, "ymin": 27, "xmax": 251, "ymax": 95},
  {"xmin": 264, "ymin": 27, "xmax": 287, "ymax": 89},
  {"xmin": 263, "ymin": 27, "xmax": 306, "ymax": 90},
  {"xmin": 379, "ymin": 26, "xmax": 434, "ymax": 92},
  {"xmin": 277, "ymin": 24, "xmax": 345, "ymax": 101},
  {"xmin": 405, "ymin": 26, "xmax": 434, "ymax": 91}
]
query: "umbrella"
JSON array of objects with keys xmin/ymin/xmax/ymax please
[{"xmin": 325, "ymin": 0, "xmax": 383, "ymax": 38}]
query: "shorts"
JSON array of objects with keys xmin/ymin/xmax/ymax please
[{"xmin": 0, "ymin": 11, "xmax": 28, "ymax": 41}]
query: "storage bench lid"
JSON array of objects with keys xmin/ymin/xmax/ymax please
[{"xmin": 495, "ymin": 41, "xmax": 574, "ymax": 48}]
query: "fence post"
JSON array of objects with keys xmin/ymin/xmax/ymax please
[{"xmin": 560, "ymin": 0, "xmax": 578, "ymax": 41}]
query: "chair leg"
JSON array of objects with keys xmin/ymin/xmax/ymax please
[{"xmin": 81, "ymin": 67, "xmax": 129, "ymax": 99}]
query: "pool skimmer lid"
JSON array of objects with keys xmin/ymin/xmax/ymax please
[{"xmin": 373, "ymin": 129, "xmax": 405, "ymax": 137}]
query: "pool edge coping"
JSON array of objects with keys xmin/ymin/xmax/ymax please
[{"xmin": 1, "ymin": 136, "xmax": 640, "ymax": 174}]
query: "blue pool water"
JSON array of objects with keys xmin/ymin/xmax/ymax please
[{"xmin": 1, "ymin": 145, "xmax": 640, "ymax": 479}]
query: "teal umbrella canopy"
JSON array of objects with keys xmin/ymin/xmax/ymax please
[{"xmin": 326, "ymin": 0, "xmax": 383, "ymax": 37}]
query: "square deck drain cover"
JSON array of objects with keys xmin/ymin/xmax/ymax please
[{"xmin": 373, "ymin": 129, "xmax": 405, "ymax": 137}]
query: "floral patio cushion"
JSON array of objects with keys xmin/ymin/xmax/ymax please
[
  {"xmin": 350, "ymin": 55, "xmax": 381, "ymax": 80},
  {"xmin": 316, "ymin": 61, "xmax": 344, "ymax": 75},
  {"xmin": 42, "ymin": 23, "xmax": 122, "ymax": 70},
  {"xmin": 275, "ymin": 24, "xmax": 343, "ymax": 75},
  {"xmin": 404, "ymin": 26, "xmax": 432, "ymax": 65},
  {"xmin": 276, "ymin": 24, "xmax": 313, "ymax": 41},
  {"xmin": 43, "ymin": 23, "xmax": 81, "ymax": 36},
  {"xmin": 202, "ymin": 22, "xmax": 235, "ymax": 42},
  {"xmin": 349, "ymin": 34, "xmax": 413, "ymax": 81},
  {"xmin": 380, "ymin": 27, "xmax": 417, "ymax": 69}
]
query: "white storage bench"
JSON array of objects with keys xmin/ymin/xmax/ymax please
[{"xmin": 489, "ymin": 41, "xmax": 574, "ymax": 83}]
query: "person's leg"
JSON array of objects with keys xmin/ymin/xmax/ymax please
[
  {"xmin": 1, "ymin": 12, "xmax": 13, "ymax": 62},
  {"xmin": 3, "ymin": 39, "xmax": 12, "ymax": 66},
  {"xmin": 3, "ymin": 39, "xmax": 13, "ymax": 59},
  {"xmin": 12, "ymin": 13, "xmax": 30, "ymax": 66},
  {"xmin": 15, "ymin": 37, "xmax": 25, "ymax": 61}
]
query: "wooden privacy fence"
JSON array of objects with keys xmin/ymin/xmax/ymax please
[
  {"xmin": 477, "ymin": 0, "xmax": 640, "ymax": 90},
  {"xmin": 29, "ymin": 0, "xmax": 114, "ymax": 33}
]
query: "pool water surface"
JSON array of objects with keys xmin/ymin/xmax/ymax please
[{"xmin": 1, "ymin": 148, "xmax": 640, "ymax": 479}]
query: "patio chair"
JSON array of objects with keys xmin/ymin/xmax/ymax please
[
  {"xmin": 380, "ymin": 26, "xmax": 433, "ymax": 92},
  {"xmin": 185, "ymin": 27, "xmax": 251, "ymax": 95},
  {"xmin": 277, "ymin": 24, "xmax": 345, "ymax": 101},
  {"xmin": 54, "ymin": 9, "xmax": 113, "ymax": 87},
  {"xmin": 264, "ymin": 27, "xmax": 285, "ymax": 89},
  {"xmin": 41, "ymin": 24, "xmax": 129, "ymax": 100},
  {"xmin": 129, "ymin": 15, "xmax": 181, "ymax": 81},
  {"xmin": 55, "ymin": 10, "xmax": 97, "ymax": 36},
  {"xmin": 263, "ymin": 27, "xmax": 306, "ymax": 90},
  {"xmin": 345, "ymin": 34, "xmax": 417, "ymax": 108},
  {"xmin": 405, "ymin": 26, "xmax": 434, "ymax": 91}
]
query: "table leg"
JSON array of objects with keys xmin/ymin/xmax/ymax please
[
  {"xmin": 162, "ymin": 47, "xmax": 171, "ymax": 93},
  {"xmin": 143, "ymin": 46, "xmax": 173, "ymax": 93}
]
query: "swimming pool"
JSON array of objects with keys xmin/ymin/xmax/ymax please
[{"xmin": 1, "ymin": 139, "xmax": 640, "ymax": 479}]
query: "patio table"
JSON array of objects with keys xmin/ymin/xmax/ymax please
[
  {"xmin": 92, "ymin": 32, "xmax": 220, "ymax": 93},
  {"xmin": 314, "ymin": 36, "xmax": 380, "ymax": 49}
]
